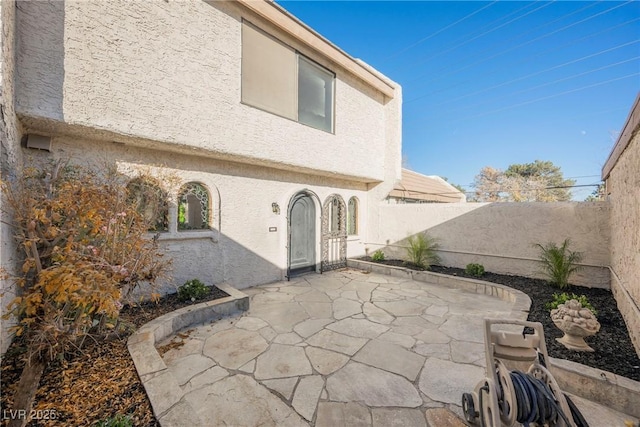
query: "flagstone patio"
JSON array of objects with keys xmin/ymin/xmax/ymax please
[{"xmin": 148, "ymin": 270, "xmax": 635, "ymax": 426}]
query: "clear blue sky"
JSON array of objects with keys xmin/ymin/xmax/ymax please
[{"xmin": 278, "ymin": 1, "xmax": 640, "ymax": 199}]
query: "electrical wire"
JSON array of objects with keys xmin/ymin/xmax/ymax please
[
  {"xmin": 406, "ymin": 38, "xmax": 640, "ymax": 105},
  {"xmin": 461, "ymin": 72, "xmax": 640, "ymax": 120},
  {"xmin": 448, "ymin": 56, "xmax": 640, "ymax": 114},
  {"xmin": 382, "ymin": 1, "xmax": 498, "ymax": 63},
  {"xmin": 403, "ymin": 1, "xmax": 556, "ymax": 74},
  {"xmin": 413, "ymin": 0, "xmax": 633, "ymax": 87},
  {"xmin": 394, "ymin": 183, "xmax": 603, "ymax": 198},
  {"xmin": 404, "ymin": 16, "xmax": 640, "ymax": 103}
]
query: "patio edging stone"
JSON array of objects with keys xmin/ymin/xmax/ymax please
[
  {"xmin": 347, "ymin": 258, "xmax": 640, "ymax": 418},
  {"xmin": 127, "ymin": 284, "xmax": 249, "ymax": 425}
]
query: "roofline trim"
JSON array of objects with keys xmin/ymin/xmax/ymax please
[
  {"xmin": 236, "ymin": 0, "xmax": 396, "ymax": 99},
  {"xmin": 602, "ymin": 92, "xmax": 640, "ymax": 180}
]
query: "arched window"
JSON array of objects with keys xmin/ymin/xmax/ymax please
[
  {"xmin": 347, "ymin": 197, "xmax": 358, "ymax": 235},
  {"xmin": 126, "ymin": 177, "xmax": 169, "ymax": 232},
  {"xmin": 178, "ymin": 182, "xmax": 210, "ymax": 231}
]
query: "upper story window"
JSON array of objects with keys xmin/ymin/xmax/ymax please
[
  {"xmin": 127, "ymin": 177, "xmax": 169, "ymax": 232},
  {"xmin": 241, "ymin": 21, "xmax": 335, "ymax": 133},
  {"xmin": 178, "ymin": 182, "xmax": 210, "ymax": 231}
]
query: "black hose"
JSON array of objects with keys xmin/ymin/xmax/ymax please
[
  {"xmin": 508, "ymin": 371, "xmax": 573, "ymax": 427},
  {"xmin": 565, "ymin": 394, "xmax": 590, "ymax": 427}
]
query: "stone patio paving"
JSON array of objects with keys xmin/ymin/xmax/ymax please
[{"xmin": 154, "ymin": 269, "xmax": 633, "ymax": 426}]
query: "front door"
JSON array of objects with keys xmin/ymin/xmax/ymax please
[{"xmin": 289, "ymin": 194, "xmax": 316, "ymax": 276}]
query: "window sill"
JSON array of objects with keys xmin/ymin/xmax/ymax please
[{"xmin": 149, "ymin": 230, "xmax": 218, "ymax": 243}]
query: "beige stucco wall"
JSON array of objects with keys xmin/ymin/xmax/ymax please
[
  {"xmin": 1, "ymin": 0, "xmax": 22, "ymax": 356},
  {"xmin": 606, "ymin": 124, "xmax": 640, "ymax": 355},
  {"xmin": 15, "ymin": 0, "xmax": 395, "ymax": 183},
  {"xmin": 2, "ymin": 0, "xmax": 402, "ymax": 357},
  {"xmin": 371, "ymin": 202, "xmax": 611, "ymax": 288},
  {"xmin": 34, "ymin": 135, "xmax": 371, "ymax": 294}
]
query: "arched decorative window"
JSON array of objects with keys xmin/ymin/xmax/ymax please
[
  {"xmin": 328, "ymin": 197, "xmax": 341, "ymax": 233},
  {"xmin": 178, "ymin": 182, "xmax": 210, "ymax": 231},
  {"xmin": 126, "ymin": 177, "xmax": 169, "ymax": 232},
  {"xmin": 347, "ymin": 197, "xmax": 358, "ymax": 235}
]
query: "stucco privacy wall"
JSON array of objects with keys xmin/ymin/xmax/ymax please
[
  {"xmin": 603, "ymin": 96, "xmax": 640, "ymax": 355},
  {"xmin": 15, "ymin": 0, "xmax": 394, "ymax": 183},
  {"xmin": 371, "ymin": 202, "xmax": 610, "ymax": 288},
  {"xmin": 33, "ymin": 135, "xmax": 371, "ymax": 293},
  {"xmin": 0, "ymin": 0, "xmax": 22, "ymax": 355}
]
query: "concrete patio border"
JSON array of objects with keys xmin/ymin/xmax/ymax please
[
  {"xmin": 551, "ymin": 357, "xmax": 640, "ymax": 418},
  {"xmin": 127, "ymin": 284, "xmax": 249, "ymax": 424},
  {"xmin": 348, "ymin": 259, "xmax": 640, "ymax": 418}
]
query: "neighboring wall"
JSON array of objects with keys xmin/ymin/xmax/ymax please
[
  {"xmin": 15, "ymin": 0, "xmax": 395, "ymax": 183},
  {"xmin": 369, "ymin": 202, "xmax": 610, "ymax": 288},
  {"xmin": 0, "ymin": 0, "xmax": 22, "ymax": 356},
  {"xmin": 602, "ymin": 93, "xmax": 640, "ymax": 356}
]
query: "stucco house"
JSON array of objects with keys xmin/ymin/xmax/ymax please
[
  {"xmin": 2, "ymin": 0, "xmax": 638, "ymax": 362},
  {"xmin": 0, "ymin": 0, "xmax": 401, "ymax": 354}
]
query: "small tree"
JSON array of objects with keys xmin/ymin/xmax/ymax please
[
  {"xmin": 405, "ymin": 233, "xmax": 440, "ymax": 270},
  {"xmin": 1, "ymin": 160, "xmax": 170, "ymax": 427},
  {"xmin": 584, "ymin": 183, "xmax": 605, "ymax": 201},
  {"xmin": 535, "ymin": 239, "xmax": 583, "ymax": 289},
  {"xmin": 473, "ymin": 160, "xmax": 575, "ymax": 202}
]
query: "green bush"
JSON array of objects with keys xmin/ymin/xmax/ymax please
[
  {"xmin": 535, "ymin": 239, "xmax": 583, "ymax": 289},
  {"xmin": 177, "ymin": 279, "xmax": 209, "ymax": 302},
  {"xmin": 546, "ymin": 292, "xmax": 596, "ymax": 316},
  {"xmin": 465, "ymin": 263, "xmax": 485, "ymax": 277},
  {"xmin": 405, "ymin": 233, "xmax": 440, "ymax": 270},
  {"xmin": 371, "ymin": 250, "xmax": 385, "ymax": 262},
  {"xmin": 95, "ymin": 414, "xmax": 133, "ymax": 427}
]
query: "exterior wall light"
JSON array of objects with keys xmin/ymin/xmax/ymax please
[{"xmin": 272, "ymin": 202, "xmax": 280, "ymax": 215}]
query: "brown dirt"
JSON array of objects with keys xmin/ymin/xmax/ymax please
[{"xmin": 0, "ymin": 286, "xmax": 228, "ymax": 427}]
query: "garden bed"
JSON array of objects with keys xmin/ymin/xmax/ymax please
[
  {"xmin": 360, "ymin": 257, "xmax": 640, "ymax": 382},
  {"xmin": 0, "ymin": 286, "xmax": 229, "ymax": 427}
]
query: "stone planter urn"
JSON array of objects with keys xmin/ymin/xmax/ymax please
[{"xmin": 550, "ymin": 299, "xmax": 600, "ymax": 352}]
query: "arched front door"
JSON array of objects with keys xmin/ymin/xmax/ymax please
[{"xmin": 288, "ymin": 193, "xmax": 317, "ymax": 277}]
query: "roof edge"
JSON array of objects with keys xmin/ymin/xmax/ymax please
[{"xmin": 602, "ymin": 92, "xmax": 640, "ymax": 180}]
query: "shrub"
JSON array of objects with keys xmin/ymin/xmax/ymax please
[
  {"xmin": 95, "ymin": 414, "xmax": 133, "ymax": 427},
  {"xmin": 178, "ymin": 279, "xmax": 209, "ymax": 302},
  {"xmin": 1, "ymin": 161, "xmax": 170, "ymax": 419},
  {"xmin": 535, "ymin": 239, "xmax": 583, "ymax": 289},
  {"xmin": 371, "ymin": 250, "xmax": 385, "ymax": 262},
  {"xmin": 465, "ymin": 263, "xmax": 485, "ymax": 277},
  {"xmin": 405, "ymin": 233, "xmax": 440, "ymax": 270},
  {"xmin": 546, "ymin": 292, "xmax": 596, "ymax": 316}
]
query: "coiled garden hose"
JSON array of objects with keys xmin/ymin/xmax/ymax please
[{"xmin": 507, "ymin": 371, "xmax": 586, "ymax": 427}]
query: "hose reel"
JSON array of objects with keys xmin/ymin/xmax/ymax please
[{"xmin": 462, "ymin": 319, "xmax": 589, "ymax": 427}]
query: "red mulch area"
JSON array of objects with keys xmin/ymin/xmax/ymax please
[{"xmin": 1, "ymin": 286, "xmax": 228, "ymax": 427}]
